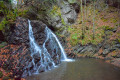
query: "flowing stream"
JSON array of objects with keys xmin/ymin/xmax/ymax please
[{"xmin": 26, "ymin": 58, "xmax": 120, "ymax": 80}]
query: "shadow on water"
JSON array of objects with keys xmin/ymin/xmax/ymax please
[{"xmin": 26, "ymin": 58, "xmax": 120, "ymax": 80}]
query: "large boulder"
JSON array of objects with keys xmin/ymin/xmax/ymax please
[
  {"xmin": 1, "ymin": 17, "xmax": 62, "ymax": 78},
  {"xmin": 3, "ymin": 17, "xmax": 46, "ymax": 46}
]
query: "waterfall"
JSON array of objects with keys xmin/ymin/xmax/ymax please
[
  {"xmin": 12, "ymin": 0, "xmax": 17, "ymax": 5},
  {"xmin": 28, "ymin": 20, "xmax": 71, "ymax": 74},
  {"xmin": 11, "ymin": 0, "xmax": 17, "ymax": 8},
  {"xmin": 45, "ymin": 27, "xmax": 68, "ymax": 60}
]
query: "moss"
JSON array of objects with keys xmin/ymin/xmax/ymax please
[
  {"xmin": 0, "ymin": 9, "xmax": 28, "ymax": 30},
  {"xmin": 101, "ymin": 17, "xmax": 108, "ymax": 22},
  {"xmin": 0, "ymin": 71, "xmax": 3, "ymax": 78},
  {"xmin": 0, "ymin": 1, "xmax": 28, "ymax": 30},
  {"xmin": 50, "ymin": 5, "xmax": 67, "ymax": 26},
  {"xmin": 103, "ymin": 26, "xmax": 114, "ymax": 31},
  {"xmin": 61, "ymin": 18, "xmax": 66, "ymax": 25},
  {"xmin": 0, "ymin": 18, "xmax": 8, "ymax": 30},
  {"xmin": 0, "ymin": 1, "xmax": 9, "ymax": 15},
  {"xmin": 118, "ymin": 39, "xmax": 120, "ymax": 43},
  {"xmin": 70, "ymin": 39, "xmax": 79, "ymax": 46},
  {"xmin": 50, "ymin": 5, "xmax": 61, "ymax": 17},
  {"xmin": 110, "ymin": 18, "xmax": 118, "ymax": 23}
]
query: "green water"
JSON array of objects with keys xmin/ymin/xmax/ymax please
[{"xmin": 26, "ymin": 58, "xmax": 120, "ymax": 80}]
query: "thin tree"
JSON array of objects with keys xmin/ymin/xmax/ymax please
[
  {"xmin": 92, "ymin": 0, "xmax": 95, "ymax": 40},
  {"xmin": 81, "ymin": 0, "xmax": 84, "ymax": 39},
  {"xmin": 118, "ymin": 0, "xmax": 120, "ymax": 27},
  {"xmin": 84, "ymin": 0, "xmax": 87, "ymax": 21}
]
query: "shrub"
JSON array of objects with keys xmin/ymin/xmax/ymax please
[{"xmin": 0, "ymin": 1, "xmax": 28, "ymax": 30}]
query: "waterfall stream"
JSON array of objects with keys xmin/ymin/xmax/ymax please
[
  {"xmin": 28, "ymin": 20, "xmax": 72, "ymax": 74},
  {"xmin": 11, "ymin": 0, "xmax": 17, "ymax": 8}
]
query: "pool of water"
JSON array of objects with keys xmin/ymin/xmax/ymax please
[{"xmin": 26, "ymin": 58, "xmax": 120, "ymax": 80}]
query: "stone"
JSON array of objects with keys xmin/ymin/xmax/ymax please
[{"xmin": 103, "ymin": 49, "xmax": 109, "ymax": 55}]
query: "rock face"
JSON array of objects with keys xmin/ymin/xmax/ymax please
[
  {"xmin": 60, "ymin": 1, "xmax": 77, "ymax": 25},
  {"xmin": 1, "ymin": 17, "xmax": 62, "ymax": 78},
  {"xmin": 3, "ymin": 17, "xmax": 29, "ymax": 45},
  {"xmin": 3, "ymin": 17, "xmax": 46, "ymax": 46},
  {"xmin": 26, "ymin": 0, "xmax": 78, "ymax": 30}
]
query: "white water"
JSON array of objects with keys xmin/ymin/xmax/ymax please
[
  {"xmin": 11, "ymin": 0, "xmax": 17, "ymax": 8},
  {"xmin": 12, "ymin": 0, "xmax": 17, "ymax": 5},
  {"xmin": 28, "ymin": 20, "xmax": 72, "ymax": 74},
  {"xmin": 45, "ymin": 27, "xmax": 73, "ymax": 62}
]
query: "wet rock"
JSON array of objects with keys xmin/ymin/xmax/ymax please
[
  {"xmin": 3, "ymin": 17, "xmax": 46, "ymax": 46},
  {"xmin": 103, "ymin": 49, "xmax": 109, "ymax": 55}
]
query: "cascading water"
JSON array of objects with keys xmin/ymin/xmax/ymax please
[
  {"xmin": 28, "ymin": 20, "xmax": 71, "ymax": 74},
  {"xmin": 12, "ymin": 0, "xmax": 17, "ymax": 5},
  {"xmin": 11, "ymin": 0, "xmax": 17, "ymax": 8},
  {"xmin": 45, "ymin": 27, "xmax": 72, "ymax": 61}
]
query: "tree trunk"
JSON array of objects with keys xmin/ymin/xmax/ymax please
[
  {"xmin": 93, "ymin": 0, "xmax": 95, "ymax": 40},
  {"xmin": 81, "ymin": 0, "xmax": 84, "ymax": 39}
]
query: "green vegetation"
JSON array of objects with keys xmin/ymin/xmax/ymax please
[
  {"xmin": 0, "ymin": 71, "xmax": 3, "ymax": 78},
  {"xmin": 0, "ymin": 1, "xmax": 28, "ymax": 30},
  {"xmin": 66, "ymin": 0, "xmax": 119, "ymax": 46},
  {"xmin": 101, "ymin": 17, "xmax": 108, "ymax": 22},
  {"xmin": 110, "ymin": 18, "xmax": 118, "ymax": 23},
  {"xmin": 118, "ymin": 39, "xmax": 120, "ymax": 43},
  {"xmin": 67, "ymin": 2, "xmax": 106, "ymax": 46},
  {"xmin": 50, "ymin": 5, "xmax": 61, "ymax": 17},
  {"xmin": 102, "ymin": 26, "xmax": 114, "ymax": 31}
]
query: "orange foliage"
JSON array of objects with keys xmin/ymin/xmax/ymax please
[
  {"xmin": 0, "ymin": 44, "xmax": 28, "ymax": 79},
  {"xmin": 98, "ymin": 48, "xmax": 103, "ymax": 55}
]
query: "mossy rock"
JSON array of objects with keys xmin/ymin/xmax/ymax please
[{"xmin": 0, "ymin": 71, "xmax": 3, "ymax": 78}]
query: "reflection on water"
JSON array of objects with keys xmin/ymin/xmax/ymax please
[{"xmin": 26, "ymin": 58, "xmax": 120, "ymax": 80}]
